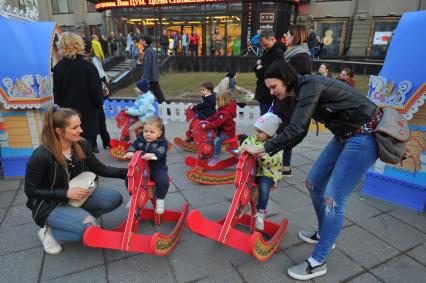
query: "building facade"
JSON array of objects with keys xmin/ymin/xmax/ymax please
[
  {"xmin": 297, "ymin": 0, "xmax": 426, "ymax": 58},
  {"xmin": 4, "ymin": 0, "xmax": 426, "ymax": 58},
  {"xmin": 5, "ymin": 0, "xmax": 106, "ymax": 36}
]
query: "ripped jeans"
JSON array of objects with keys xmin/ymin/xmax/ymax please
[
  {"xmin": 46, "ymin": 187, "xmax": 122, "ymax": 243},
  {"xmin": 306, "ymin": 134, "xmax": 377, "ymax": 263}
]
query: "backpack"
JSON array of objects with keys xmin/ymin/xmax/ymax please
[{"xmin": 374, "ymin": 107, "xmax": 410, "ymax": 164}]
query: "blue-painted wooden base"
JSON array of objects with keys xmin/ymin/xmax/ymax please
[{"xmin": 362, "ymin": 170, "xmax": 426, "ymax": 212}]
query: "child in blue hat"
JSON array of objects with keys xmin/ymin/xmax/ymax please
[{"xmin": 126, "ymin": 79, "xmax": 156, "ymax": 143}]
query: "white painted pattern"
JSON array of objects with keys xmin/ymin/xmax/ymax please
[
  {"xmin": 26, "ymin": 111, "xmax": 40, "ymax": 148},
  {"xmin": 157, "ymin": 102, "xmax": 260, "ymax": 127}
]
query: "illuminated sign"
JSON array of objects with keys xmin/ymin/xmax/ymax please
[
  {"xmin": 260, "ymin": 13, "xmax": 275, "ymax": 23},
  {"xmin": 95, "ymin": 0, "xmax": 225, "ymax": 10}
]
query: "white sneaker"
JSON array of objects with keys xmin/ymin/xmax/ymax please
[
  {"xmin": 155, "ymin": 199, "xmax": 165, "ymax": 215},
  {"xmin": 38, "ymin": 226, "xmax": 62, "ymax": 255},
  {"xmin": 254, "ymin": 209, "xmax": 266, "ymax": 231}
]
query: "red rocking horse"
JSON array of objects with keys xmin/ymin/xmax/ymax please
[
  {"xmin": 83, "ymin": 151, "xmax": 188, "ymax": 255},
  {"xmin": 186, "ymin": 152, "xmax": 288, "ymax": 261},
  {"xmin": 185, "ymin": 122, "xmax": 246, "ymax": 185},
  {"xmin": 109, "ymin": 110, "xmax": 139, "ymax": 160},
  {"xmin": 173, "ymin": 106, "xmax": 202, "ymax": 152}
]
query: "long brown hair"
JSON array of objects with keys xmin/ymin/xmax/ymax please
[
  {"xmin": 287, "ymin": 24, "xmax": 308, "ymax": 46},
  {"xmin": 41, "ymin": 105, "xmax": 86, "ymax": 168}
]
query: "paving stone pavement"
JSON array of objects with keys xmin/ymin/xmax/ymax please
[{"xmin": 1, "ymin": 121, "xmax": 425, "ymax": 283}]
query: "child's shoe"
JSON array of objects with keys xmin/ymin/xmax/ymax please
[
  {"xmin": 38, "ymin": 226, "xmax": 62, "ymax": 255},
  {"xmin": 208, "ymin": 155, "xmax": 220, "ymax": 167},
  {"xmin": 156, "ymin": 199, "xmax": 165, "ymax": 215},
  {"xmin": 254, "ymin": 209, "xmax": 267, "ymax": 231}
]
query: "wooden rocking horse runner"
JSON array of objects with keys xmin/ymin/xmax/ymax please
[
  {"xmin": 186, "ymin": 152, "xmax": 288, "ymax": 261},
  {"xmin": 83, "ymin": 151, "xmax": 188, "ymax": 255},
  {"xmin": 185, "ymin": 123, "xmax": 245, "ymax": 185}
]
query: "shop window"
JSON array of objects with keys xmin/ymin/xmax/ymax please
[
  {"xmin": 369, "ymin": 17, "xmax": 399, "ymax": 58},
  {"xmin": 315, "ymin": 18, "xmax": 348, "ymax": 57},
  {"xmin": 226, "ymin": 16, "xmax": 242, "ymax": 56},
  {"xmin": 87, "ymin": 2, "xmax": 97, "ymax": 13},
  {"xmin": 51, "ymin": 0, "xmax": 73, "ymax": 14}
]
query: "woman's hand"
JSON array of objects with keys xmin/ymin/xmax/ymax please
[
  {"xmin": 67, "ymin": 188, "xmax": 90, "ymax": 201},
  {"xmin": 124, "ymin": 152, "xmax": 134, "ymax": 159}
]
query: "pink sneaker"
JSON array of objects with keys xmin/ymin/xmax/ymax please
[{"xmin": 208, "ymin": 155, "xmax": 220, "ymax": 167}]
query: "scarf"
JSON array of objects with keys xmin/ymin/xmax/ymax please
[
  {"xmin": 228, "ymin": 77, "xmax": 235, "ymax": 93},
  {"xmin": 284, "ymin": 43, "xmax": 310, "ymax": 61}
]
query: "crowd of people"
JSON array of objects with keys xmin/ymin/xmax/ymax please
[{"xmin": 24, "ymin": 24, "xmax": 376, "ymax": 282}]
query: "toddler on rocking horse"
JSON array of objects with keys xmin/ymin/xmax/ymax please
[
  {"xmin": 126, "ymin": 79, "xmax": 156, "ymax": 143},
  {"xmin": 200, "ymin": 91, "xmax": 237, "ymax": 166},
  {"xmin": 124, "ymin": 116, "xmax": 169, "ymax": 214},
  {"xmin": 239, "ymin": 113, "xmax": 283, "ymax": 230},
  {"xmin": 185, "ymin": 82, "xmax": 217, "ymax": 143}
]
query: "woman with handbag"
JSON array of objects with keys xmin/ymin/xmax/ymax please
[
  {"xmin": 25, "ymin": 106, "xmax": 127, "ymax": 255},
  {"xmin": 244, "ymin": 61, "xmax": 381, "ymax": 280}
]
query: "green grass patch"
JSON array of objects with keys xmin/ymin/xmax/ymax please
[{"xmin": 112, "ymin": 72, "xmax": 371, "ymax": 100}]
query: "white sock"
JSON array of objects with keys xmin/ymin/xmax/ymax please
[{"xmin": 307, "ymin": 257, "xmax": 323, "ymax": 267}]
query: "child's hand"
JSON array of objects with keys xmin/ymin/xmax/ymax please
[
  {"xmin": 124, "ymin": 152, "xmax": 134, "ymax": 159},
  {"xmin": 142, "ymin": 153, "xmax": 157, "ymax": 160}
]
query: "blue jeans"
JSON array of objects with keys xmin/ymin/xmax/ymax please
[
  {"xmin": 161, "ymin": 46, "xmax": 168, "ymax": 57},
  {"xmin": 213, "ymin": 134, "xmax": 230, "ymax": 156},
  {"xmin": 256, "ymin": 176, "xmax": 274, "ymax": 210},
  {"xmin": 307, "ymin": 134, "xmax": 377, "ymax": 263},
  {"xmin": 283, "ymin": 149, "xmax": 292, "ymax": 167},
  {"xmin": 182, "ymin": 45, "xmax": 187, "ymax": 56},
  {"xmin": 46, "ymin": 187, "xmax": 123, "ymax": 243}
]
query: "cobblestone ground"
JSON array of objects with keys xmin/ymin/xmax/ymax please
[{"xmin": 0, "ymin": 121, "xmax": 425, "ymax": 283}]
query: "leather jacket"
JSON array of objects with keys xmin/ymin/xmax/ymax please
[
  {"xmin": 25, "ymin": 140, "xmax": 127, "ymax": 227},
  {"xmin": 264, "ymin": 75, "xmax": 377, "ymax": 156}
]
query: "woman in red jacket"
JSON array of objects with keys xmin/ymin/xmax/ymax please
[{"xmin": 201, "ymin": 91, "xmax": 237, "ymax": 166}]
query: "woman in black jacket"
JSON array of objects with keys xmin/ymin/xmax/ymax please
[
  {"xmin": 274, "ymin": 24, "xmax": 312, "ymax": 176},
  {"xmin": 25, "ymin": 106, "xmax": 127, "ymax": 255},
  {"xmin": 53, "ymin": 32, "xmax": 104, "ymax": 152},
  {"xmin": 246, "ymin": 61, "xmax": 380, "ymax": 280}
]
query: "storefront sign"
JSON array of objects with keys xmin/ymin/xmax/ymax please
[
  {"xmin": 260, "ymin": 13, "xmax": 275, "ymax": 23},
  {"xmin": 373, "ymin": 31, "xmax": 393, "ymax": 45},
  {"xmin": 96, "ymin": 0, "xmax": 224, "ymax": 10}
]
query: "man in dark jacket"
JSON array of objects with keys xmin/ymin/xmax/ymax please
[
  {"xmin": 160, "ymin": 29, "xmax": 169, "ymax": 57},
  {"xmin": 142, "ymin": 35, "xmax": 166, "ymax": 103},
  {"xmin": 254, "ymin": 30, "xmax": 284, "ymax": 115},
  {"xmin": 308, "ymin": 27, "xmax": 318, "ymax": 60}
]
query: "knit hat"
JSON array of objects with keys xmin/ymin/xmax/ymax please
[
  {"xmin": 136, "ymin": 80, "xmax": 150, "ymax": 92},
  {"xmin": 254, "ymin": 113, "xmax": 282, "ymax": 137}
]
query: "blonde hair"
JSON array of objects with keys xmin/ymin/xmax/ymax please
[
  {"xmin": 216, "ymin": 91, "xmax": 233, "ymax": 108},
  {"xmin": 59, "ymin": 32, "xmax": 85, "ymax": 59},
  {"xmin": 145, "ymin": 116, "xmax": 164, "ymax": 131},
  {"xmin": 41, "ymin": 106, "xmax": 86, "ymax": 169}
]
